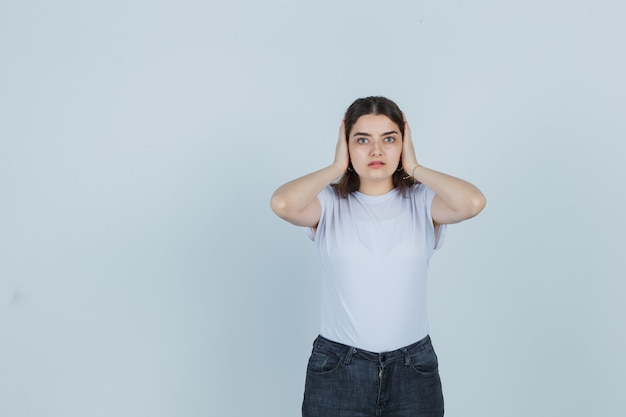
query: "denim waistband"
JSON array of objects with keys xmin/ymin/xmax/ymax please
[{"xmin": 313, "ymin": 334, "xmax": 433, "ymax": 367}]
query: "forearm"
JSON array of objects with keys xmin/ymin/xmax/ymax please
[
  {"xmin": 270, "ymin": 163, "xmax": 345, "ymax": 216},
  {"xmin": 411, "ymin": 165, "xmax": 486, "ymax": 218}
]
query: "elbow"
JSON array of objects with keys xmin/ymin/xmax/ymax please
[
  {"xmin": 270, "ymin": 193, "xmax": 289, "ymax": 218},
  {"xmin": 468, "ymin": 192, "xmax": 486, "ymax": 218},
  {"xmin": 455, "ymin": 192, "xmax": 486, "ymax": 221}
]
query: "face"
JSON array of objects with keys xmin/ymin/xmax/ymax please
[{"xmin": 348, "ymin": 114, "xmax": 403, "ymax": 193}]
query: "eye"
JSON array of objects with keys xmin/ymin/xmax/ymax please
[
  {"xmin": 384, "ymin": 136, "xmax": 396, "ymax": 143},
  {"xmin": 356, "ymin": 137, "xmax": 369, "ymax": 144}
]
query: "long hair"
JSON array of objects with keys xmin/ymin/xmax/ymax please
[{"xmin": 332, "ymin": 96, "xmax": 417, "ymax": 198}]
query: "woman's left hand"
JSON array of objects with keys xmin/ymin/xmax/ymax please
[
  {"xmin": 401, "ymin": 113, "xmax": 486, "ymax": 224},
  {"xmin": 401, "ymin": 114, "xmax": 419, "ymax": 177}
]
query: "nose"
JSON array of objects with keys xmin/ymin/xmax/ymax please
[{"xmin": 370, "ymin": 140, "xmax": 382, "ymax": 156}]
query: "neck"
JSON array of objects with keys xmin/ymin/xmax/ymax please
[{"xmin": 358, "ymin": 179, "xmax": 394, "ymax": 196}]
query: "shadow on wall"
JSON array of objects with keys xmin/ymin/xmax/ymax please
[{"xmin": 0, "ymin": 282, "xmax": 25, "ymax": 315}]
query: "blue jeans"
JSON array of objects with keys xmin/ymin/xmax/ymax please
[{"xmin": 302, "ymin": 335, "xmax": 444, "ymax": 417}]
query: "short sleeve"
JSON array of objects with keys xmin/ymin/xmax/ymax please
[
  {"xmin": 418, "ymin": 184, "xmax": 447, "ymax": 251},
  {"xmin": 304, "ymin": 186, "xmax": 333, "ymax": 241}
]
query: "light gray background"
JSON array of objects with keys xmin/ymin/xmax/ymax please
[{"xmin": 1, "ymin": 0, "xmax": 624, "ymax": 416}]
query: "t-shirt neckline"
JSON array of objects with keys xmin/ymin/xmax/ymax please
[{"xmin": 353, "ymin": 187, "xmax": 399, "ymax": 201}]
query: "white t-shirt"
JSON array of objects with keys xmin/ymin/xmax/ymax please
[{"xmin": 306, "ymin": 184, "xmax": 446, "ymax": 352}]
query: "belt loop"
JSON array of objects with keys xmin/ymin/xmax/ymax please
[
  {"xmin": 344, "ymin": 347, "xmax": 357, "ymax": 366},
  {"xmin": 401, "ymin": 347, "xmax": 410, "ymax": 367}
]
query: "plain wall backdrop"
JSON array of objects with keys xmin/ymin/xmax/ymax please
[{"xmin": 1, "ymin": 0, "xmax": 625, "ymax": 416}]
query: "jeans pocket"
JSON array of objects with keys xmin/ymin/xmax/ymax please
[
  {"xmin": 306, "ymin": 347, "xmax": 342, "ymax": 374},
  {"xmin": 409, "ymin": 345, "xmax": 439, "ymax": 375}
]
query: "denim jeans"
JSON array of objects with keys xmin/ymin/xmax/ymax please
[{"xmin": 302, "ymin": 335, "xmax": 444, "ymax": 417}]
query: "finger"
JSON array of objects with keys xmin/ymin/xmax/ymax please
[
  {"xmin": 335, "ymin": 119, "xmax": 349, "ymax": 168},
  {"xmin": 403, "ymin": 120, "xmax": 412, "ymax": 145}
]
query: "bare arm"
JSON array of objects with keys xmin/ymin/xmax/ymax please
[
  {"xmin": 401, "ymin": 118, "xmax": 486, "ymax": 226},
  {"xmin": 412, "ymin": 166, "xmax": 486, "ymax": 225},
  {"xmin": 270, "ymin": 122, "xmax": 348, "ymax": 227}
]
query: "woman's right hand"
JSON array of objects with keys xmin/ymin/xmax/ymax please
[
  {"xmin": 333, "ymin": 120, "xmax": 349, "ymax": 172},
  {"xmin": 271, "ymin": 119, "xmax": 348, "ymax": 226}
]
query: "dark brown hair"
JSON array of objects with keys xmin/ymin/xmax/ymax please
[{"xmin": 332, "ymin": 96, "xmax": 417, "ymax": 198}]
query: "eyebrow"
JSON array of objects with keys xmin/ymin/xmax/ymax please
[{"xmin": 352, "ymin": 130, "xmax": 399, "ymax": 137}]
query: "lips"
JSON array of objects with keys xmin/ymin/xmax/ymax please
[{"xmin": 368, "ymin": 161, "xmax": 385, "ymax": 168}]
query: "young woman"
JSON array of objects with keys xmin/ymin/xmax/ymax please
[{"xmin": 270, "ymin": 96, "xmax": 486, "ymax": 417}]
